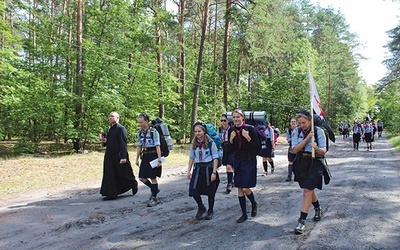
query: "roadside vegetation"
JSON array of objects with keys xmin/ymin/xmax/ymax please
[{"xmin": 0, "ymin": 144, "xmax": 189, "ymax": 195}]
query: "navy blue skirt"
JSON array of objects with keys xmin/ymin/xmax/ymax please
[
  {"xmin": 365, "ymin": 132, "xmax": 373, "ymax": 143},
  {"xmin": 139, "ymin": 152, "xmax": 162, "ymax": 179},
  {"xmin": 189, "ymin": 162, "xmax": 220, "ymax": 196},
  {"xmin": 259, "ymin": 139, "xmax": 273, "ymax": 158},
  {"xmin": 293, "ymin": 153, "xmax": 324, "ymax": 190},
  {"xmin": 233, "ymin": 157, "xmax": 257, "ymax": 188},
  {"xmin": 222, "ymin": 145, "xmax": 234, "ymax": 166}
]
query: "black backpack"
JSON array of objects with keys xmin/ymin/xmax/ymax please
[{"xmin": 150, "ymin": 119, "xmax": 171, "ymax": 157}]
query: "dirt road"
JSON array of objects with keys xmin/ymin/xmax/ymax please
[{"xmin": 1, "ymin": 133, "xmax": 399, "ymax": 249}]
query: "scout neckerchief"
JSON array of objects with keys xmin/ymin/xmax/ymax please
[
  {"xmin": 234, "ymin": 122, "xmax": 245, "ymax": 149},
  {"xmin": 197, "ymin": 139, "xmax": 204, "ymax": 161},
  {"xmin": 141, "ymin": 127, "xmax": 150, "ymax": 148},
  {"xmin": 301, "ymin": 127, "xmax": 311, "ymax": 151},
  {"xmin": 223, "ymin": 125, "xmax": 230, "ymax": 145}
]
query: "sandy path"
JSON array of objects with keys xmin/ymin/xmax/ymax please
[{"xmin": 0, "ymin": 133, "xmax": 399, "ymax": 249}]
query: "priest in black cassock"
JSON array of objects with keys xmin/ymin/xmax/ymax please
[{"xmin": 100, "ymin": 112, "xmax": 138, "ymax": 200}]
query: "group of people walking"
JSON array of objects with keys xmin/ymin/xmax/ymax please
[
  {"xmin": 343, "ymin": 119, "xmax": 383, "ymax": 151},
  {"xmin": 99, "ymin": 109, "xmax": 331, "ymax": 235}
]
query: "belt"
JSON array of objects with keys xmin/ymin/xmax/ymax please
[{"xmin": 142, "ymin": 147, "xmax": 156, "ymax": 154}]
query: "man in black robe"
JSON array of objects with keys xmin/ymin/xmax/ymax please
[{"xmin": 100, "ymin": 112, "xmax": 138, "ymax": 200}]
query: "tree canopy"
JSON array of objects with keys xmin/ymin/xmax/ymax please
[{"xmin": 0, "ymin": 0, "xmax": 397, "ymax": 151}]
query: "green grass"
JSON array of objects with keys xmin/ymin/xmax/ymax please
[{"xmin": 388, "ymin": 133, "xmax": 400, "ymax": 151}]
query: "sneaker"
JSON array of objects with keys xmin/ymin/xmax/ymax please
[
  {"xmin": 205, "ymin": 211, "xmax": 213, "ymax": 220},
  {"xmin": 147, "ymin": 197, "xmax": 158, "ymax": 207},
  {"xmin": 285, "ymin": 175, "xmax": 292, "ymax": 181},
  {"xmin": 195, "ymin": 207, "xmax": 206, "ymax": 220},
  {"xmin": 271, "ymin": 168, "xmax": 275, "ymax": 174},
  {"xmin": 236, "ymin": 214, "xmax": 248, "ymax": 223},
  {"xmin": 251, "ymin": 202, "xmax": 258, "ymax": 217},
  {"xmin": 226, "ymin": 183, "xmax": 233, "ymax": 194},
  {"xmin": 313, "ymin": 206, "xmax": 322, "ymax": 221},
  {"xmin": 294, "ymin": 219, "xmax": 306, "ymax": 234},
  {"xmin": 149, "ymin": 189, "xmax": 160, "ymax": 200}
]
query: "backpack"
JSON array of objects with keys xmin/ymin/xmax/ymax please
[
  {"xmin": 205, "ymin": 123, "xmax": 222, "ymax": 149},
  {"xmin": 313, "ymin": 115, "xmax": 335, "ymax": 143},
  {"xmin": 254, "ymin": 125, "xmax": 268, "ymax": 143},
  {"xmin": 151, "ymin": 118, "xmax": 173, "ymax": 157}
]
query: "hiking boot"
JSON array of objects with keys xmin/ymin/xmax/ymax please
[
  {"xmin": 285, "ymin": 175, "xmax": 292, "ymax": 181},
  {"xmin": 149, "ymin": 189, "xmax": 160, "ymax": 200},
  {"xmin": 251, "ymin": 202, "xmax": 258, "ymax": 217},
  {"xmin": 195, "ymin": 207, "xmax": 206, "ymax": 220},
  {"xmin": 205, "ymin": 211, "xmax": 214, "ymax": 220},
  {"xmin": 313, "ymin": 206, "xmax": 322, "ymax": 221},
  {"xmin": 294, "ymin": 219, "xmax": 306, "ymax": 234},
  {"xmin": 147, "ymin": 197, "xmax": 158, "ymax": 207},
  {"xmin": 236, "ymin": 214, "xmax": 248, "ymax": 223},
  {"xmin": 226, "ymin": 183, "xmax": 233, "ymax": 194}
]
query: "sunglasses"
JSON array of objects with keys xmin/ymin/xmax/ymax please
[{"xmin": 221, "ymin": 119, "xmax": 227, "ymax": 122}]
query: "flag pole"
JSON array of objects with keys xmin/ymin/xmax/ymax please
[{"xmin": 308, "ymin": 64, "xmax": 315, "ymax": 158}]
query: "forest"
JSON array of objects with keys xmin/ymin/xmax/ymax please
[{"xmin": 0, "ymin": 0, "xmax": 399, "ymax": 152}]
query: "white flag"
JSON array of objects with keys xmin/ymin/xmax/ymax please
[{"xmin": 308, "ymin": 69, "xmax": 324, "ymax": 119}]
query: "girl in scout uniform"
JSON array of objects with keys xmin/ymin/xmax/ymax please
[
  {"xmin": 260, "ymin": 121, "xmax": 275, "ymax": 175},
  {"xmin": 352, "ymin": 122, "xmax": 362, "ymax": 151},
  {"xmin": 187, "ymin": 122, "xmax": 220, "ymax": 220},
  {"xmin": 363, "ymin": 120, "xmax": 374, "ymax": 151},
  {"xmin": 219, "ymin": 114, "xmax": 234, "ymax": 194},
  {"xmin": 291, "ymin": 110, "xmax": 326, "ymax": 234},
  {"xmin": 227, "ymin": 108, "xmax": 260, "ymax": 223},
  {"xmin": 285, "ymin": 117, "xmax": 298, "ymax": 181},
  {"xmin": 135, "ymin": 113, "xmax": 162, "ymax": 207}
]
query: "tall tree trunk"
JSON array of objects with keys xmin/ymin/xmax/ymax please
[
  {"xmin": 212, "ymin": 1, "xmax": 218, "ymax": 118},
  {"xmin": 190, "ymin": 0, "xmax": 210, "ymax": 140},
  {"xmin": 154, "ymin": 0, "xmax": 164, "ymax": 119},
  {"xmin": 178, "ymin": 0, "xmax": 187, "ymax": 142},
  {"xmin": 74, "ymin": 0, "xmax": 84, "ymax": 151},
  {"xmin": 222, "ymin": 0, "xmax": 232, "ymax": 110}
]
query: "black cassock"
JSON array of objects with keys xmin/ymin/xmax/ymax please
[{"xmin": 100, "ymin": 123, "xmax": 138, "ymax": 199}]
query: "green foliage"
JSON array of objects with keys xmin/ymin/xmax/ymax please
[
  {"xmin": 0, "ymin": 0, "xmax": 384, "ymax": 149},
  {"xmin": 13, "ymin": 140, "xmax": 36, "ymax": 154}
]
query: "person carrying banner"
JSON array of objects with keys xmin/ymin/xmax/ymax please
[{"xmin": 291, "ymin": 109, "xmax": 327, "ymax": 234}]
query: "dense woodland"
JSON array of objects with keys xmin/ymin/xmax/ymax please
[{"xmin": 0, "ymin": 0, "xmax": 399, "ymax": 152}]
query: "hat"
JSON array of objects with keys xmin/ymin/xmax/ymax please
[
  {"xmin": 138, "ymin": 113, "xmax": 150, "ymax": 121},
  {"xmin": 193, "ymin": 122, "xmax": 207, "ymax": 132},
  {"xmin": 297, "ymin": 109, "xmax": 312, "ymax": 119}
]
